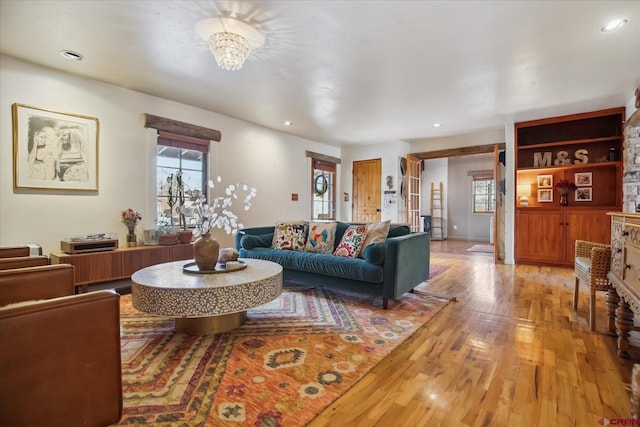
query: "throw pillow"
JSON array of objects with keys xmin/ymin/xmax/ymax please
[
  {"xmin": 358, "ymin": 220, "xmax": 391, "ymax": 258},
  {"xmin": 305, "ymin": 221, "xmax": 337, "ymax": 254},
  {"xmin": 333, "ymin": 224, "xmax": 368, "ymax": 258},
  {"xmin": 272, "ymin": 221, "xmax": 309, "ymax": 251}
]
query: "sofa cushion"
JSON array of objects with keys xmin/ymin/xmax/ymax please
[
  {"xmin": 272, "ymin": 221, "xmax": 309, "ymax": 251},
  {"xmin": 242, "ymin": 248, "xmax": 383, "ymax": 283},
  {"xmin": 333, "ymin": 224, "xmax": 368, "ymax": 258},
  {"xmin": 359, "ymin": 220, "xmax": 391, "ymax": 258},
  {"xmin": 305, "ymin": 221, "xmax": 337, "ymax": 254},
  {"xmin": 388, "ymin": 224, "xmax": 411, "ymax": 237},
  {"xmin": 241, "ymin": 233, "xmax": 273, "ymax": 250}
]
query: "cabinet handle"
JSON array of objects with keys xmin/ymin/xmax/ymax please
[
  {"xmin": 625, "ymin": 264, "xmax": 632, "ymax": 270},
  {"xmin": 623, "ymin": 231, "xmax": 629, "ymax": 236},
  {"xmin": 617, "ymin": 248, "xmax": 623, "ymax": 253}
]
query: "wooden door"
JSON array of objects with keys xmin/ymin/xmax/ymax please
[
  {"xmin": 352, "ymin": 159, "xmax": 381, "ymax": 223},
  {"xmin": 564, "ymin": 208, "xmax": 611, "ymax": 263},
  {"xmin": 515, "ymin": 208, "xmax": 564, "ymax": 264},
  {"xmin": 406, "ymin": 154, "xmax": 421, "ymax": 232}
]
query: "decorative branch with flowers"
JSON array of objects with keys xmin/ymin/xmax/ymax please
[
  {"xmin": 553, "ymin": 179, "xmax": 577, "ymax": 195},
  {"xmin": 185, "ymin": 176, "xmax": 257, "ymax": 237},
  {"xmin": 121, "ymin": 208, "xmax": 142, "ymax": 232}
]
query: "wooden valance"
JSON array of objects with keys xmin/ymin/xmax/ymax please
[
  {"xmin": 305, "ymin": 150, "xmax": 341, "ymax": 165},
  {"xmin": 157, "ymin": 131, "xmax": 209, "ymax": 153},
  {"xmin": 144, "ymin": 113, "xmax": 221, "ymax": 142}
]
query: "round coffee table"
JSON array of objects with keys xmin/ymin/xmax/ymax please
[{"xmin": 131, "ymin": 258, "xmax": 283, "ymax": 335}]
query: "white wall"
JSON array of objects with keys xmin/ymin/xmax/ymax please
[
  {"xmin": 340, "ymin": 141, "xmax": 410, "ymax": 223},
  {"xmin": 447, "ymin": 154, "xmax": 494, "ymax": 241},
  {"xmin": 0, "ymin": 55, "xmax": 340, "ymax": 253}
]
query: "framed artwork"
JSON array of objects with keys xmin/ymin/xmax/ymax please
[
  {"xmin": 576, "ymin": 187, "xmax": 593, "ymax": 201},
  {"xmin": 12, "ymin": 103, "xmax": 99, "ymax": 191},
  {"xmin": 575, "ymin": 172, "xmax": 592, "ymax": 187},
  {"xmin": 538, "ymin": 189, "xmax": 553, "ymax": 202},
  {"xmin": 537, "ymin": 175, "xmax": 553, "ymax": 188}
]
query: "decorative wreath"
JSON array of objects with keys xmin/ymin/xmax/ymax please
[{"xmin": 314, "ymin": 174, "xmax": 329, "ymax": 196}]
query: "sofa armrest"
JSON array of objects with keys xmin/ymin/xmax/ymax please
[
  {"xmin": 382, "ymin": 232, "xmax": 430, "ymax": 299},
  {"xmin": 236, "ymin": 226, "xmax": 276, "ymax": 249},
  {"xmin": 0, "ymin": 264, "xmax": 76, "ymax": 307},
  {"xmin": 0, "ymin": 289, "xmax": 122, "ymax": 427}
]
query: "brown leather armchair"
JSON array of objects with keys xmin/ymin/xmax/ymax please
[{"xmin": 0, "ymin": 289, "xmax": 123, "ymax": 427}]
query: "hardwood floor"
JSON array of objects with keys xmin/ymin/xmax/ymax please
[{"xmin": 309, "ymin": 239, "xmax": 635, "ymax": 426}]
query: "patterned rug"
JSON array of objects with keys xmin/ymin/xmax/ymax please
[
  {"xmin": 429, "ymin": 264, "xmax": 452, "ymax": 280},
  {"xmin": 465, "ymin": 244, "xmax": 494, "ymax": 253},
  {"xmin": 112, "ymin": 285, "xmax": 450, "ymax": 426}
]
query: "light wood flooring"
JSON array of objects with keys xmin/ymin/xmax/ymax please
[{"xmin": 308, "ymin": 239, "xmax": 636, "ymax": 426}]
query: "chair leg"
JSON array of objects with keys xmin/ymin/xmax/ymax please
[
  {"xmin": 573, "ymin": 277, "xmax": 580, "ymax": 310},
  {"xmin": 589, "ymin": 288, "xmax": 596, "ymax": 331}
]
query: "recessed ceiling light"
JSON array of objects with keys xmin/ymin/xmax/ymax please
[
  {"xmin": 284, "ymin": 121, "xmax": 293, "ymax": 126},
  {"xmin": 432, "ymin": 123, "xmax": 441, "ymax": 128},
  {"xmin": 601, "ymin": 18, "xmax": 628, "ymax": 32},
  {"xmin": 59, "ymin": 50, "xmax": 84, "ymax": 61}
]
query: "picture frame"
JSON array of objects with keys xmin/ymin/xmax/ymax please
[
  {"xmin": 537, "ymin": 175, "xmax": 553, "ymax": 188},
  {"xmin": 576, "ymin": 187, "xmax": 592, "ymax": 202},
  {"xmin": 538, "ymin": 189, "xmax": 553, "ymax": 202},
  {"xmin": 574, "ymin": 172, "xmax": 592, "ymax": 187},
  {"xmin": 12, "ymin": 103, "xmax": 99, "ymax": 191}
]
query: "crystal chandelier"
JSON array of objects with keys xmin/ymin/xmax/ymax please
[
  {"xmin": 209, "ymin": 32, "xmax": 251, "ymax": 71},
  {"xmin": 196, "ymin": 17, "xmax": 264, "ymax": 72}
]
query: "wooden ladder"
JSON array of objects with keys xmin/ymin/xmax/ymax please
[{"xmin": 430, "ymin": 182, "xmax": 445, "ymax": 240}]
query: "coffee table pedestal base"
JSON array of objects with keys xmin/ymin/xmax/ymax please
[{"xmin": 175, "ymin": 311, "xmax": 248, "ymax": 335}]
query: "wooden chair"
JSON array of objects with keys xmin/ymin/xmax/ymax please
[{"xmin": 573, "ymin": 240, "xmax": 611, "ymax": 331}]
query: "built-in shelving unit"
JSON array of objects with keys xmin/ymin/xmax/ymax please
[{"xmin": 514, "ymin": 107, "xmax": 625, "ymax": 266}]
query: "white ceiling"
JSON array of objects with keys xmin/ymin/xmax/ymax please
[{"xmin": 1, "ymin": 1, "xmax": 639, "ymax": 147}]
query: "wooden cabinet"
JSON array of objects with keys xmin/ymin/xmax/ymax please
[
  {"xmin": 51, "ymin": 244, "xmax": 193, "ymax": 290},
  {"xmin": 515, "ymin": 108, "xmax": 624, "ymax": 266},
  {"xmin": 515, "ymin": 207, "xmax": 611, "ymax": 265}
]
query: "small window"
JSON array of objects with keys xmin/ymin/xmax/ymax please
[
  {"xmin": 472, "ymin": 177, "xmax": 495, "ymax": 214},
  {"xmin": 312, "ymin": 159, "xmax": 336, "ymax": 220},
  {"xmin": 156, "ymin": 146, "xmax": 207, "ymax": 227}
]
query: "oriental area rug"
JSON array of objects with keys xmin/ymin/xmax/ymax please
[
  {"xmin": 112, "ymin": 285, "xmax": 450, "ymax": 426},
  {"xmin": 465, "ymin": 244, "xmax": 494, "ymax": 253}
]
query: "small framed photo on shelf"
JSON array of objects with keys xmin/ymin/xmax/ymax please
[
  {"xmin": 538, "ymin": 189, "xmax": 553, "ymax": 202},
  {"xmin": 576, "ymin": 187, "xmax": 592, "ymax": 201},
  {"xmin": 537, "ymin": 175, "xmax": 553, "ymax": 188},
  {"xmin": 574, "ymin": 172, "xmax": 592, "ymax": 187}
]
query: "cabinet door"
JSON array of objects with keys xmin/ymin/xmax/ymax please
[
  {"xmin": 564, "ymin": 209, "xmax": 611, "ymax": 262},
  {"xmin": 515, "ymin": 209, "xmax": 564, "ymax": 264}
]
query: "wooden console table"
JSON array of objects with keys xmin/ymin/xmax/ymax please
[
  {"xmin": 607, "ymin": 213, "xmax": 640, "ymax": 358},
  {"xmin": 51, "ymin": 244, "xmax": 193, "ymax": 292}
]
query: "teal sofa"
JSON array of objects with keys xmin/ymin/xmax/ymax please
[{"xmin": 235, "ymin": 222, "xmax": 430, "ymax": 308}]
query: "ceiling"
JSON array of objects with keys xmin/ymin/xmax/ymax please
[{"xmin": 1, "ymin": 1, "xmax": 639, "ymax": 147}]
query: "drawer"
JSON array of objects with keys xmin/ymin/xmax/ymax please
[{"xmin": 623, "ymin": 243, "xmax": 640, "ymax": 291}]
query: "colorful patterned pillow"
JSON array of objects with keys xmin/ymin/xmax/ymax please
[
  {"xmin": 333, "ymin": 224, "xmax": 368, "ymax": 258},
  {"xmin": 272, "ymin": 221, "xmax": 309, "ymax": 251},
  {"xmin": 305, "ymin": 221, "xmax": 337, "ymax": 254},
  {"xmin": 358, "ymin": 220, "xmax": 391, "ymax": 258}
]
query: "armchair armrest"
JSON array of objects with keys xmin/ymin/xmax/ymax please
[
  {"xmin": 0, "ymin": 290, "xmax": 122, "ymax": 427},
  {"xmin": 0, "ymin": 264, "xmax": 75, "ymax": 307},
  {"xmin": 0, "ymin": 255, "xmax": 49, "ymax": 270}
]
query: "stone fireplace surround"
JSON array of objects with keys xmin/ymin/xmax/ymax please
[{"xmin": 623, "ymin": 109, "xmax": 640, "ymax": 213}]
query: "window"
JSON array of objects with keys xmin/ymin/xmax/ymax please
[
  {"xmin": 156, "ymin": 132, "xmax": 208, "ymax": 227},
  {"xmin": 472, "ymin": 176, "xmax": 495, "ymax": 214},
  {"xmin": 312, "ymin": 159, "xmax": 336, "ymax": 220}
]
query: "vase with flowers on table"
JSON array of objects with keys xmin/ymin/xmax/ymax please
[
  {"xmin": 121, "ymin": 208, "xmax": 142, "ymax": 247},
  {"xmin": 553, "ymin": 180, "xmax": 576, "ymax": 206},
  {"xmin": 189, "ymin": 176, "xmax": 257, "ymax": 272}
]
